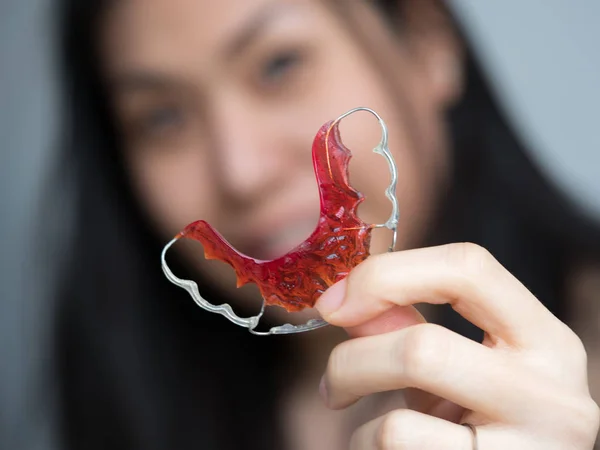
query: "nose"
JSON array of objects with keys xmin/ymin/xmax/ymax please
[{"xmin": 208, "ymin": 100, "xmax": 293, "ymax": 208}]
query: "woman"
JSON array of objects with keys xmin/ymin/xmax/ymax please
[{"xmin": 56, "ymin": 0, "xmax": 600, "ymax": 448}]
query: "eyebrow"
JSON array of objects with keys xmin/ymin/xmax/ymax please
[
  {"xmin": 109, "ymin": 2, "xmax": 298, "ymax": 94},
  {"xmin": 110, "ymin": 72, "xmax": 177, "ymax": 93},
  {"xmin": 221, "ymin": 1, "xmax": 298, "ymax": 61}
]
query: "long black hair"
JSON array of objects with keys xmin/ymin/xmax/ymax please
[{"xmin": 54, "ymin": 1, "xmax": 600, "ymax": 449}]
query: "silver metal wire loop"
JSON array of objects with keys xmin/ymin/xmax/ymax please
[{"xmin": 160, "ymin": 107, "xmax": 399, "ymax": 335}]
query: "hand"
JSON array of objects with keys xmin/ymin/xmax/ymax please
[{"xmin": 315, "ymin": 243, "xmax": 600, "ymax": 449}]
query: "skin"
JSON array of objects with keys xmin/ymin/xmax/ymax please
[{"xmin": 98, "ymin": 0, "xmax": 600, "ymax": 448}]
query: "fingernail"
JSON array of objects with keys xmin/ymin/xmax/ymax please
[
  {"xmin": 315, "ymin": 280, "xmax": 347, "ymax": 318},
  {"xmin": 318, "ymin": 375, "xmax": 329, "ymax": 405}
]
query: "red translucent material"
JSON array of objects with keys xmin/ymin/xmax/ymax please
[{"xmin": 176, "ymin": 121, "xmax": 374, "ymax": 312}]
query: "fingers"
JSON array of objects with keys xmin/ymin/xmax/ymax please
[
  {"xmin": 321, "ymin": 323, "xmax": 543, "ymax": 419},
  {"xmin": 350, "ymin": 409, "xmax": 474, "ymax": 450},
  {"xmin": 316, "ymin": 243, "xmax": 561, "ymax": 347},
  {"xmin": 345, "ymin": 304, "xmax": 426, "ymax": 338}
]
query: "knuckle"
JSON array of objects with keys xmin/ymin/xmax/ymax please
[
  {"xmin": 562, "ymin": 398, "xmax": 600, "ymax": 444},
  {"xmin": 546, "ymin": 322, "xmax": 590, "ymax": 373},
  {"xmin": 444, "ymin": 242, "xmax": 496, "ymax": 276},
  {"xmin": 562, "ymin": 327, "xmax": 588, "ymax": 366},
  {"xmin": 377, "ymin": 410, "xmax": 415, "ymax": 449},
  {"xmin": 579, "ymin": 398, "xmax": 600, "ymax": 434},
  {"xmin": 399, "ymin": 324, "xmax": 447, "ymax": 384}
]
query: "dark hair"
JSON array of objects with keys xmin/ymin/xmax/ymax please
[{"xmin": 54, "ymin": 1, "xmax": 600, "ymax": 449}]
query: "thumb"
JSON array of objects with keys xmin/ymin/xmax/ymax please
[{"xmin": 315, "ymin": 279, "xmax": 426, "ymax": 338}]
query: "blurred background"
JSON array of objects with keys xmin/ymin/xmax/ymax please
[{"xmin": 1, "ymin": 0, "xmax": 599, "ymax": 448}]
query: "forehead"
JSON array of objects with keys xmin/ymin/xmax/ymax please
[{"xmin": 100, "ymin": 0, "xmax": 318, "ymax": 75}]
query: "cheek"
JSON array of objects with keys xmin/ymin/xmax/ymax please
[{"xmin": 124, "ymin": 145, "xmax": 214, "ymax": 237}]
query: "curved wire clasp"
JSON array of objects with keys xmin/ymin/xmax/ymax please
[
  {"xmin": 330, "ymin": 107, "xmax": 399, "ymax": 250},
  {"xmin": 161, "ymin": 107, "xmax": 399, "ymax": 335}
]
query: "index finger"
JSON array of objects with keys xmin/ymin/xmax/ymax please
[
  {"xmin": 316, "ymin": 243, "xmax": 562, "ymax": 347},
  {"xmin": 344, "ymin": 305, "xmax": 426, "ymax": 338}
]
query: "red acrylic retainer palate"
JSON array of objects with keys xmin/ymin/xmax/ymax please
[{"xmin": 161, "ymin": 107, "xmax": 399, "ymax": 335}]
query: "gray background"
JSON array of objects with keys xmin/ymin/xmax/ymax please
[
  {"xmin": 1, "ymin": 0, "xmax": 60, "ymax": 449},
  {"xmin": 1, "ymin": 1, "xmax": 598, "ymax": 448},
  {"xmin": 450, "ymin": 0, "xmax": 600, "ymax": 219}
]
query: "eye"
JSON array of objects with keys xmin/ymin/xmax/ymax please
[
  {"xmin": 127, "ymin": 104, "xmax": 188, "ymax": 143},
  {"xmin": 258, "ymin": 49, "xmax": 303, "ymax": 87},
  {"xmin": 124, "ymin": 104, "xmax": 188, "ymax": 144},
  {"xmin": 141, "ymin": 106, "xmax": 183, "ymax": 132}
]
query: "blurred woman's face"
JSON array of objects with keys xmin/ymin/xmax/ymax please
[{"xmin": 99, "ymin": 0, "xmax": 461, "ymax": 301}]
